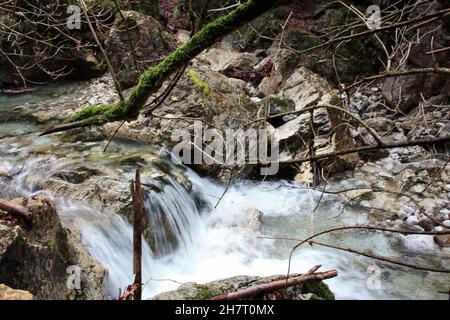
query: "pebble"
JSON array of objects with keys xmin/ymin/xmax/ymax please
[
  {"xmin": 442, "ymin": 220, "xmax": 450, "ymax": 228},
  {"xmin": 402, "ymin": 235, "xmax": 436, "ymax": 252},
  {"xmin": 406, "ymin": 215, "xmax": 419, "ymax": 225},
  {"xmin": 418, "ymin": 217, "xmax": 433, "ymax": 231}
]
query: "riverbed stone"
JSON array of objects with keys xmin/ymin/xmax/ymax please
[
  {"xmin": 442, "ymin": 220, "xmax": 450, "ymax": 228},
  {"xmin": 418, "ymin": 217, "xmax": 434, "ymax": 231},
  {"xmin": 402, "ymin": 234, "xmax": 437, "ymax": 253},
  {"xmin": 0, "ymin": 284, "xmax": 33, "ymax": 300}
]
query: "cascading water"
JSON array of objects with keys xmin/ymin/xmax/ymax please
[
  {"xmin": 142, "ymin": 175, "xmax": 205, "ymax": 256},
  {"xmin": 1, "ymin": 84, "xmax": 449, "ymax": 300}
]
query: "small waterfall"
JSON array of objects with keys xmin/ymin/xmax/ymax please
[
  {"xmin": 58, "ymin": 201, "xmax": 156, "ymax": 298},
  {"xmin": 142, "ymin": 175, "xmax": 205, "ymax": 256}
]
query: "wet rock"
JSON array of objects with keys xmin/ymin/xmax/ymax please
[
  {"xmin": 12, "ymin": 75, "xmax": 118, "ymax": 123},
  {"xmin": 273, "ymin": 67, "xmax": 359, "ymax": 179},
  {"xmin": 152, "ymin": 273, "xmax": 334, "ymax": 300},
  {"xmin": 0, "ymin": 284, "xmax": 33, "ymax": 300},
  {"xmin": 406, "ymin": 215, "xmax": 419, "ymax": 226},
  {"xmin": 43, "ymin": 165, "xmax": 132, "ymax": 219},
  {"xmin": 42, "ymin": 161, "xmax": 194, "ymax": 256},
  {"xmin": 0, "ymin": 196, "xmax": 107, "ymax": 299}
]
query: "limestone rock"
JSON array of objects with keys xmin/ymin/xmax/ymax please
[
  {"xmin": 274, "ymin": 67, "xmax": 359, "ymax": 177},
  {"xmin": 0, "ymin": 196, "xmax": 107, "ymax": 299},
  {"xmin": 105, "ymin": 11, "xmax": 176, "ymax": 89}
]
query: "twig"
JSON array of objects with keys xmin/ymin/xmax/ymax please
[
  {"xmin": 78, "ymin": 0, "xmax": 124, "ymax": 101},
  {"xmin": 214, "ymin": 169, "xmax": 234, "ymax": 208},
  {"xmin": 0, "ymin": 199, "xmax": 31, "ymax": 225},
  {"xmin": 285, "ymin": 226, "xmax": 450, "ymax": 279},
  {"xmin": 260, "ymin": 236, "xmax": 450, "ymax": 274},
  {"xmin": 104, "ymin": 120, "xmax": 126, "ymax": 152}
]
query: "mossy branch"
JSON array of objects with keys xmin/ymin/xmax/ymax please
[{"xmin": 41, "ymin": 0, "xmax": 291, "ymax": 136}]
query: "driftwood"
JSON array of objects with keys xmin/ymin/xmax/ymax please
[
  {"xmin": 130, "ymin": 167, "xmax": 144, "ymax": 300},
  {"xmin": 0, "ymin": 199, "xmax": 31, "ymax": 224},
  {"xmin": 209, "ymin": 266, "xmax": 337, "ymax": 300}
]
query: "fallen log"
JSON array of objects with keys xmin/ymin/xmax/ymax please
[
  {"xmin": 0, "ymin": 199, "xmax": 31, "ymax": 226},
  {"xmin": 209, "ymin": 268, "xmax": 337, "ymax": 300}
]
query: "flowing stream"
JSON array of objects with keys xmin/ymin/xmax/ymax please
[{"xmin": 0, "ymin": 83, "xmax": 448, "ymax": 300}]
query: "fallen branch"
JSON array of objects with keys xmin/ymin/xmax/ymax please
[
  {"xmin": 283, "ymin": 225, "xmax": 450, "ymax": 279},
  {"xmin": 0, "ymin": 199, "xmax": 31, "ymax": 224},
  {"xmin": 261, "ymin": 236, "xmax": 450, "ymax": 274},
  {"xmin": 209, "ymin": 267, "xmax": 337, "ymax": 300},
  {"xmin": 40, "ymin": 120, "xmax": 91, "ymax": 136},
  {"xmin": 344, "ymin": 67, "xmax": 450, "ymax": 91}
]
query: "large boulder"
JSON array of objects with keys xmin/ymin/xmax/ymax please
[
  {"xmin": 272, "ymin": 67, "xmax": 359, "ymax": 182},
  {"xmin": 105, "ymin": 11, "xmax": 176, "ymax": 89},
  {"xmin": 0, "ymin": 196, "xmax": 107, "ymax": 299},
  {"xmin": 0, "ymin": 0, "xmax": 107, "ymax": 89},
  {"xmin": 382, "ymin": 3, "xmax": 450, "ymax": 113}
]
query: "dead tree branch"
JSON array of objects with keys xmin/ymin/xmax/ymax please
[{"xmin": 0, "ymin": 199, "xmax": 31, "ymax": 225}]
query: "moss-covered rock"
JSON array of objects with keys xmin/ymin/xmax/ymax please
[{"xmin": 152, "ymin": 273, "xmax": 335, "ymax": 300}]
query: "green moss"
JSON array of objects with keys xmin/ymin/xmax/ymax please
[
  {"xmin": 188, "ymin": 70, "xmax": 210, "ymax": 97},
  {"xmin": 191, "ymin": 286, "xmax": 220, "ymax": 300},
  {"xmin": 301, "ymin": 281, "xmax": 335, "ymax": 300},
  {"xmin": 71, "ymin": 104, "xmax": 111, "ymax": 122}
]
